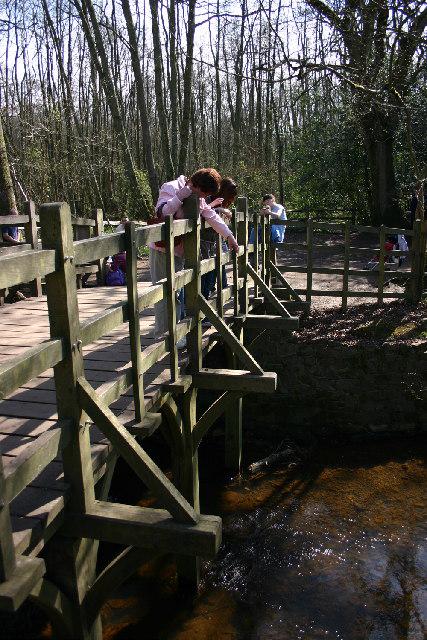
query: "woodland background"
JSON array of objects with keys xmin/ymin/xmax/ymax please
[{"xmin": 0, "ymin": 0, "xmax": 426, "ymax": 225}]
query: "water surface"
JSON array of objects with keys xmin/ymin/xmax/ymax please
[{"xmin": 102, "ymin": 437, "xmax": 427, "ymax": 640}]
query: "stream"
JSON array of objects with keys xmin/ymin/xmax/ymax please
[{"xmin": 101, "ymin": 435, "xmax": 427, "ymax": 640}]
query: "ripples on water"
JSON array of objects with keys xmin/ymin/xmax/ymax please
[{"xmin": 101, "ymin": 437, "xmax": 427, "ymax": 640}]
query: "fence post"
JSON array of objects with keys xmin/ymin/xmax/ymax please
[
  {"xmin": 215, "ymin": 233, "xmax": 224, "ymax": 319},
  {"xmin": 261, "ymin": 214, "xmax": 267, "ymax": 284},
  {"xmin": 125, "ymin": 221, "xmax": 145, "ymax": 421},
  {"xmin": 236, "ymin": 196, "xmax": 248, "ymax": 315},
  {"xmin": 164, "ymin": 215, "xmax": 179, "ymax": 381},
  {"xmin": 183, "ymin": 195, "xmax": 202, "ymax": 371},
  {"xmin": 231, "ymin": 208, "xmax": 239, "ymax": 317},
  {"xmin": 342, "ymin": 221, "xmax": 350, "ymax": 311},
  {"xmin": 39, "ymin": 202, "xmax": 101, "ymax": 640},
  {"xmin": 253, "ymin": 210, "xmax": 259, "ymax": 298},
  {"xmin": 178, "ymin": 195, "xmax": 201, "ymax": 590},
  {"xmin": 23, "ymin": 200, "xmax": 42, "ymax": 297},
  {"xmin": 93, "ymin": 208, "xmax": 104, "ymax": 285},
  {"xmin": 409, "ymin": 219, "xmax": 426, "ymax": 303},
  {"xmin": 306, "ymin": 217, "xmax": 313, "ymax": 305},
  {"xmin": 377, "ymin": 224, "xmax": 386, "ymax": 304},
  {"xmin": 0, "ymin": 455, "xmax": 16, "ymax": 582}
]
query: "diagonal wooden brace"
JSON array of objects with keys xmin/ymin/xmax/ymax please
[
  {"xmin": 192, "ymin": 390, "xmax": 244, "ymax": 450},
  {"xmin": 76, "ymin": 377, "xmax": 198, "ymax": 524},
  {"xmin": 197, "ymin": 294, "xmax": 263, "ymax": 374},
  {"xmin": 246, "ymin": 262, "xmax": 292, "ymax": 317},
  {"xmin": 268, "ymin": 260, "xmax": 306, "ymax": 305}
]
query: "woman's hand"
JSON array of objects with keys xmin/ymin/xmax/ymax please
[
  {"xmin": 217, "ymin": 207, "xmax": 232, "ymax": 220},
  {"xmin": 210, "ymin": 197, "xmax": 224, "ymax": 208},
  {"xmin": 227, "ymin": 234, "xmax": 239, "ymax": 252}
]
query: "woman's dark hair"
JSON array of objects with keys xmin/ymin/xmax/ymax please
[
  {"xmin": 262, "ymin": 194, "xmax": 274, "ymax": 202},
  {"xmin": 190, "ymin": 168, "xmax": 221, "ymax": 196},
  {"xmin": 217, "ymin": 177, "xmax": 238, "ymax": 208}
]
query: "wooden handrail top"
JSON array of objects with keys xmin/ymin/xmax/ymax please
[
  {"xmin": 0, "ymin": 249, "xmax": 56, "ymax": 290},
  {"xmin": 0, "ymin": 215, "xmax": 31, "ymax": 225},
  {"xmin": 71, "ymin": 216, "xmax": 97, "ymax": 227},
  {"xmin": 0, "ymin": 338, "xmax": 65, "ymax": 400}
]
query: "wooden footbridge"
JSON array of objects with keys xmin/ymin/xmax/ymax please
[
  {"xmin": 1, "ymin": 194, "xmax": 424, "ymax": 638},
  {"xmin": 0, "ymin": 196, "xmax": 304, "ymax": 639}
]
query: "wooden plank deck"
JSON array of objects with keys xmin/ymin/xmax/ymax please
[{"xmin": 0, "ymin": 280, "xmax": 234, "ymax": 559}]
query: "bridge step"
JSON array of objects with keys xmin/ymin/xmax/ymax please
[
  {"xmin": 193, "ymin": 368, "xmax": 277, "ymax": 393},
  {"xmin": 64, "ymin": 501, "xmax": 222, "ymax": 558},
  {"xmin": 0, "ymin": 555, "xmax": 45, "ymax": 612}
]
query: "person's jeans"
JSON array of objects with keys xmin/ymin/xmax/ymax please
[{"xmin": 149, "ymin": 248, "xmax": 185, "ymax": 336}]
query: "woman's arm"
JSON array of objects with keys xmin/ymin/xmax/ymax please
[
  {"xmin": 156, "ymin": 184, "xmax": 192, "ymax": 218},
  {"xmin": 201, "ymin": 205, "xmax": 239, "ymax": 250}
]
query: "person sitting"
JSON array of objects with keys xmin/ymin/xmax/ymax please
[{"xmin": 149, "ymin": 168, "xmax": 239, "ymax": 346}]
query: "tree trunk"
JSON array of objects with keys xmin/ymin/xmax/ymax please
[
  {"xmin": 75, "ymin": 0, "xmax": 151, "ymax": 216},
  {"xmin": 178, "ymin": 0, "xmax": 196, "ymax": 174},
  {"xmin": 360, "ymin": 108, "xmax": 402, "ymax": 226},
  {"xmin": 121, "ymin": 0, "xmax": 159, "ymax": 201},
  {"xmin": 149, "ymin": 0, "xmax": 175, "ymax": 180},
  {"xmin": 0, "ymin": 112, "xmax": 17, "ymax": 215}
]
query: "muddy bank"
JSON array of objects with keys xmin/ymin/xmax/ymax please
[{"xmin": 246, "ymin": 301, "xmax": 426, "ymax": 439}]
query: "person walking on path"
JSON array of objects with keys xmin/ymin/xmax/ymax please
[{"xmin": 149, "ymin": 168, "xmax": 239, "ymax": 346}]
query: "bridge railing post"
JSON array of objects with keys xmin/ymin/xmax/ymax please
[
  {"xmin": 253, "ymin": 209, "xmax": 259, "ymax": 298},
  {"xmin": 178, "ymin": 195, "xmax": 202, "ymax": 589},
  {"xmin": 125, "ymin": 220, "xmax": 146, "ymax": 421},
  {"xmin": 183, "ymin": 194, "xmax": 202, "ymax": 371},
  {"xmin": 0, "ymin": 455, "xmax": 17, "ymax": 583},
  {"xmin": 23, "ymin": 200, "xmax": 42, "ymax": 297},
  {"xmin": 39, "ymin": 201, "xmax": 101, "ymax": 640},
  {"xmin": 236, "ymin": 196, "xmax": 249, "ymax": 315}
]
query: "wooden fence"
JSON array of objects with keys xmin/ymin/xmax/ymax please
[{"xmin": 254, "ymin": 217, "xmax": 427, "ymax": 309}]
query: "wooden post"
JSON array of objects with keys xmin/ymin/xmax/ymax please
[
  {"xmin": 178, "ymin": 194, "xmax": 201, "ymax": 590},
  {"xmin": 377, "ymin": 224, "xmax": 386, "ymax": 304},
  {"xmin": 224, "ymin": 335, "xmax": 243, "ymax": 474},
  {"xmin": 93, "ymin": 208, "xmax": 104, "ymax": 285},
  {"xmin": 409, "ymin": 219, "xmax": 426, "ymax": 303},
  {"xmin": 39, "ymin": 202, "xmax": 101, "ymax": 640},
  {"xmin": 215, "ymin": 233, "xmax": 224, "ymax": 319},
  {"xmin": 253, "ymin": 211, "xmax": 259, "ymax": 298},
  {"xmin": 231, "ymin": 208, "xmax": 239, "ymax": 317},
  {"xmin": 24, "ymin": 200, "xmax": 42, "ymax": 297},
  {"xmin": 125, "ymin": 221, "xmax": 145, "ymax": 421},
  {"xmin": 237, "ymin": 196, "xmax": 248, "ymax": 315},
  {"xmin": 0, "ymin": 455, "xmax": 16, "ymax": 582},
  {"xmin": 261, "ymin": 214, "xmax": 267, "ymax": 284},
  {"xmin": 266, "ymin": 214, "xmax": 272, "ymax": 287},
  {"xmin": 342, "ymin": 221, "xmax": 350, "ymax": 311},
  {"xmin": 23, "ymin": 200, "xmax": 42, "ymax": 297},
  {"xmin": 164, "ymin": 216, "xmax": 179, "ymax": 381},
  {"xmin": 306, "ymin": 217, "xmax": 313, "ymax": 305},
  {"xmin": 176, "ymin": 387, "xmax": 201, "ymax": 591},
  {"xmin": 183, "ymin": 195, "xmax": 202, "ymax": 371}
]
